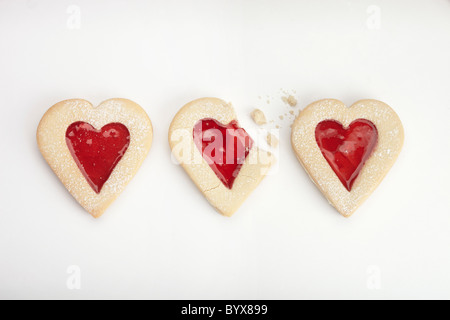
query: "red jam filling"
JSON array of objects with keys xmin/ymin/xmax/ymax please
[
  {"xmin": 66, "ymin": 122, "xmax": 130, "ymax": 194},
  {"xmin": 315, "ymin": 119, "xmax": 378, "ymax": 192},
  {"xmin": 193, "ymin": 118, "xmax": 254, "ymax": 189}
]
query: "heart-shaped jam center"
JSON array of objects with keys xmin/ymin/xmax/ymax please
[
  {"xmin": 66, "ymin": 122, "xmax": 130, "ymax": 194},
  {"xmin": 193, "ymin": 118, "xmax": 254, "ymax": 189},
  {"xmin": 315, "ymin": 119, "xmax": 378, "ymax": 191}
]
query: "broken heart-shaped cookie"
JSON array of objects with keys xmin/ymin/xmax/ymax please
[
  {"xmin": 291, "ymin": 99, "xmax": 404, "ymax": 217},
  {"xmin": 169, "ymin": 98, "xmax": 275, "ymax": 217},
  {"xmin": 37, "ymin": 98, "xmax": 153, "ymax": 218}
]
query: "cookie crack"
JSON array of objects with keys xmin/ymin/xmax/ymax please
[
  {"xmin": 203, "ymin": 184, "xmax": 221, "ymax": 193},
  {"xmin": 239, "ymin": 174, "xmax": 258, "ymax": 182}
]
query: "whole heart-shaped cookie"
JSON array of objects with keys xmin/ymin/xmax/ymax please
[
  {"xmin": 37, "ymin": 98, "xmax": 153, "ymax": 218},
  {"xmin": 169, "ymin": 97, "xmax": 275, "ymax": 217},
  {"xmin": 291, "ymin": 99, "xmax": 404, "ymax": 217}
]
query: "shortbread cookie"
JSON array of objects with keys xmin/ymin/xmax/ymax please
[
  {"xmin": 291, "ymin": 99, "xmax": 404, "ymax": 217},
  {"xmin": 169, "ymin": 97, "xmax": 275, "ymax": 217},
  {"xmin": 37, "ymin": 98, "xmax": 153, "ymax": 218}
]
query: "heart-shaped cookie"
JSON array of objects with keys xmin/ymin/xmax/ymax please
[
  {"xmin": 169, "ymin": 97, "xmax": 275, "ymax": 217},
  {"xmin": 291, "ymin": 99, "xmax": 404, "ymax": 217},
  {"xmin": 37, "ymin": 98, "xmax": 153, "ymax": 218}
]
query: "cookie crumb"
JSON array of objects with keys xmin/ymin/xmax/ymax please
[
  {"xmin": 289, "ymin": 110, "xmax": 294, "ymax": 115},
  {"xmin": 250, "ymin": 109, "xmax": 267, "ymax": 125},
  {"xmin": 279, "ymin": 115, "xmax": 284, "ymax": 120},
  {"xmin": 282, "ymin": 95, "xmax": 297, "ymax": 107},
  {"xmin": 267, "ymin": 133, "xmax": 279, "ymax": 148}
]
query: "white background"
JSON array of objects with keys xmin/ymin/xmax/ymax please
[{"xmin": 0, "ymin": 0, "xmax": 449, "ymax": 300}]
